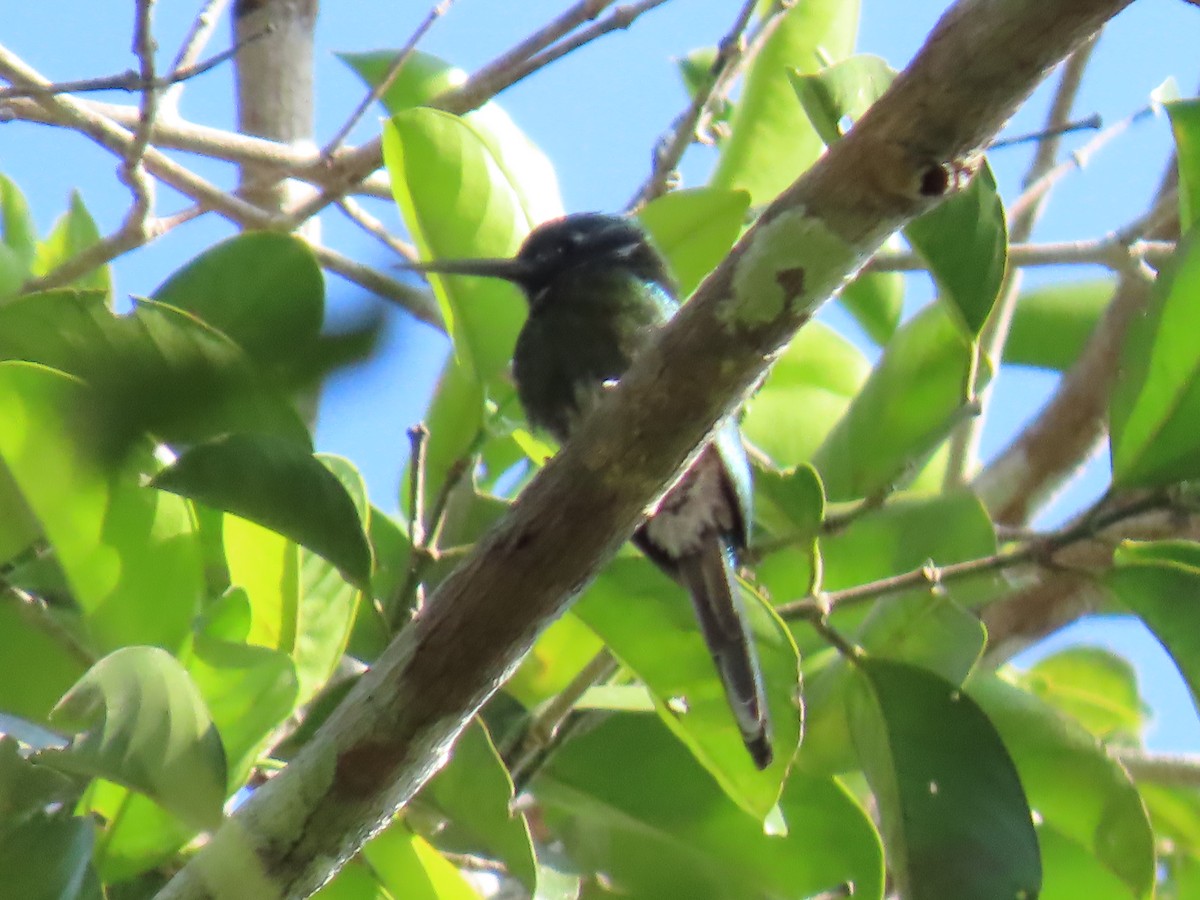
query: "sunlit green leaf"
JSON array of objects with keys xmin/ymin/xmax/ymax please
[
  {"xmin": 32, "ymin": 191, "xmax": 110, "ymax": 294},
  {"xmin": 638, "ymin": 187, "xmax": 750, "ymax": 296},
  {"xmin": 1167, "ymin": 100, "xmax": 1200, "ymax": 231},
  {"xmin": 1005, "ymin": 278, "xmax": 1113, "ymax": 371},
  {"xmin": 1018, "ymin": 646, "xmax": 1146, "ymax": 743},
  {"xmin": 711, "ymin": 0, "xmax": 859, "ymax": 206},
  {"xmin": 849, "ymin": 658, "xmax": 1040, "ymax": 900},
  {"xmin": 0, "ymin": 362, "xmax": 204, "ymax": 653},
  {"xmin": 43, "ymin": 646, "xmax": 226, "ymax": 831},
  {"xmin": 1111, "ymin": 231, "xmax": 1200, "ymax": 486},
  {"xmin": 789, "ymin": 54, "xmax": 895, "ymax": 145},
  {"xmin": 813, "ymin": 304, "xmax": 981, "ymax": 501},
  {"xmin": 742, "ymin": 321, "xmax": 869, "ymax": 470},
  {"xmin": 420, "ymin": 718, "xmax": 537, "ymax": 890},
  {"xmin": 905, "ymin": 163, "xmax": 1008, "ymax": 336}
]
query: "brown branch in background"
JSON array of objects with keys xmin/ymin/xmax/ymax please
[
  {"xmin": 626, "ymin": 0, "xmax": 763, "ymax": 210},
  {"xmin": 321, "ymin": 0, "xmax": 455, "ymax": 158},
  {"xmin": 943, "ymin": 35, "xmax": 1100, "ymax": 489},
  {"xmin": 775, "ymin": 490, "xmax": 1174, "ymax": 622}
]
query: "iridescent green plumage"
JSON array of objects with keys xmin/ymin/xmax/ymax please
[{"xmin": 412, "ymin": 213, "xmax": 771, "ymax": 768}]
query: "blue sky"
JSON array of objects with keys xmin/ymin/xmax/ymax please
[{"xmin": 4, "ymin": 0, "xmax": 1198, "ymax": 749}]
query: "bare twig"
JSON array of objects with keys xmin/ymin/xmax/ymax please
[
  {"xmin": 311, "ymin": 244, "xmax": 442, "ymax": 329},
  {"xmin": 0, "ymin": 27, "xmax": 264, "ymax": 102},
  {"xmin": 627, "ymin": 0, "xmax": 761, "ymax": 209},
  {"xmin": 322, "ymin": 0, "xmax": 455, "ymax": 158},
  {"xmin": 163, "ymin": 0, "xmax": 232, "ymax": 114},
  {"xmin": 335, "ymin": 197, "xmax": 417, "ymax": 260},
  {"xmin": 774, "ymin": 491, "xmax": 1173, "ymax": 622},
  {"xmin": 988, "ymin": 113, "xmax": 1101, "ymax": 148},
  {"xmin": 868, "ymin": 237, "xmax": 1175, "ymax": 273},
  {"xmin": 1113, "ymin": 750, "xmax": 1200, "ymax": 789},
  {"xmin": 506, "ymin": 650, "xmax": 620, "ymax": 791}
]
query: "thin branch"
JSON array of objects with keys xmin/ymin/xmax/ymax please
[
  {"xmin": 988, "ymin": 113, "xmax": 1102, "ymax": 148},
  {"xmin": 1009, "ymin": 101, "xmax": 1154, "ymax": 225},
  {"xmin": 310, "ymin": 244, "xmax": 442, "ymax": 329},
  {"xmin": 1113, "ymin": 750, "xmax": 1200, "ymax": 789},
  {"xmin": 321, "ymin": 0, "xmax": 455, "ymax": 158},
  {"xmin": 868, "ymin": 237, "xmax": 1175, "ymax": 273},
  {"xmin": 627, "ymin": 0, "xmax": 761, "ymax": 209},
  {"xmin": 122, "ymin": 0, "xmax": 160, "ymax": 231},
  {"xmin": 0, "ymin": 28, "xmax": 264, "ymax": 101},
  {"xmin": 506, "ymin": 650, "xmax": 620, "ymax": 791},
  {"xmin": 162, "ymin": 0, "xmax": 232, "ymax": 113},
  {"xmin": 335, "ymin": 197, "xmax": 416, "ymax": 260},
  {"xmin": 774, "ymin": 491, "xmax": 1173, "ymax": 622}
]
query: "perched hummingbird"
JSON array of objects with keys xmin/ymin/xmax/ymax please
[{"xmin": 411, "ymin": 213, "xmax": 773, "ymax": 769}]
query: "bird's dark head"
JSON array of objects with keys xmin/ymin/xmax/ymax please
[{"xmin": 406, "ymin": 213, "xmax": 673, "ymax": 307}]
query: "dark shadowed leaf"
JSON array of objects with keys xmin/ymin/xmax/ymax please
[
  {"xmin": 0, "ymin": 809, "xmax": 101, "ymax": 900},
  {"xmin": 970, "ymin": 675, "xmax": 1155, "ymax": 897},
  {"xmin": 537, "ymin": 713, "xmax": 883, "ymax": 899},
  {"xmin": 848, "ymin": 658, "xmax": 1040, "ymax": 900},
  {"xmin": 152, "ymin": 434, "xmax": 372, "ymax": 590}
]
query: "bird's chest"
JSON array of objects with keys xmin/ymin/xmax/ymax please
[{"xmin": 513, "ymin": 298, "xmax": 660, "ymax": 442}]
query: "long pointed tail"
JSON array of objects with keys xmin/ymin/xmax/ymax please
[{"xmin": 676, "ymin": 538, "xmax": 773, "ymax": 769}]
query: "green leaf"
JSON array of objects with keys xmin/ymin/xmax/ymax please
[
  {"xmin": 152, "ymin": 434, "xmax": 372, "ymax": 590},
  {"xmin": 856, "ymin": 593, "xmax": 986, "ymax": 685},
  {"xmin": 0, "ymin": 594, "xmax": 89, "ymax": 725},
  {"xmin": 742, "ymin": 321, "xmax": 870, "ymax": 470},
  {"xmin": 0, "ymin": 362, "xmax": 204, "ymax": 653},
  {"xmin": 0, "ymin": 174, "xmax": 37, "ymax": 291},
  {"xmin": 789, "ymin": 54, "xmax": 896, "ymax": 145},
  {"xmin": 970, "ymin": 674, "xmax": 1156, "ymax": 897},
  {"xmin": 187, "ymin": 634, "xmax": 298, "ymax": 788},
  {"xmin": 1018, "ymin": 646, "xmax": 1146, "ymax": 742},
  {"xmin": 537, "ymin": 713, "xmax": 884, "ymax": 900},
  {"xmin": 812, "ymin": 304, "xmax": 981, "ymax": 501},
  {"xmin": 420, "ymin": 718, "xmax": 537, "ymax": 891},
  {"xmin": 151, "ymin": 233, "xmax": 325, "ymax": 380},
  {"xmin": 0, "ymin": 290, "xmax": 310, "ymax": 455},
  {"xmin": 1167, "ymin": 100, "xmax": 1200, "ymax": 231},
  {"xmin": 1106, "ymin": 540, "xmax": 1200, "ymax": 720},
  {"xmin": 0, "ymin": 810, "xmax": 100, "ymax": 900},
  {"xmin": 574, "ymin": 557, "xmax": 802, "ymax": 820},
  {"xmin": 384, "ymin": 108, "xmax": 541, "ymax": 385},
  {"xmin": 1110, "ymin": 230, "xmax": 1200, "ymax": 486},
  {"xmin": 505, "ymin": 611, "xmax": 605, "ymax": 708},
  {"xmin": 841, "ymin": 267, "xmax": 904, "ymax": 345},
  {"xmin": 905, "ymin": 163, "xmax": 1008, "ymax": 336},
  {"xmin": 753, "ymin": 462, "xmax": 825, "ymax": 550},
  {"xmin": 32, "ymin": 191, "xmax": 110, "ymax": 294},
  {"xmin": 711, "ymin": 0, "xmax": 859, "ymax": 206},
  {"xmin": 1005, "ymin": 279, "xmax": 1113, "ymax": 370},
  {"xmin": 637, "ymin": 187, "xmax": 750, "ymax": 297},
  {"xmin": 848, "ymin": 658, "xmax": 1040, "ymax": 900},
  {"xmin": 321, "ymin": 822, "xmax": 480, "ymax": 900},
  {"xmin": 341, "ymin": 49, "xmax": 561, "ymax": 226},
  {"xmin": 42, "ymin": 646, "xmax": 227, "ymax": 831},
  {"xmin": 0, "ymin": 737, "xmax": 78, "ymax": 823}
]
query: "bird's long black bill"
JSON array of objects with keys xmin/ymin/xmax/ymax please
[
  {"xmin": 677, "ymin": 540, "xmax": 773, "ymax": 769},
  {"xmin": 402, "ymin": 256, "xmax": 535, "ymax": 283}
]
